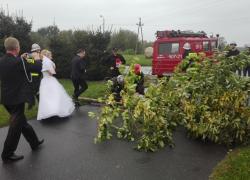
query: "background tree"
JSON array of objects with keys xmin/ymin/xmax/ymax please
[
  {"xmin": 0, "ymin": 11, "xmax": 14, "ymax": 56},
  {"xmin": 218, "ymin": 36, "xmax": 227, "ymax": 51},
  {"xmin": 0, "ymin": 10, "xmax": 32, "ymax": 55},
  {"xmin": 31, "ymin": 25, "xmax": 61, "ymax": 49},
  {"xmin": 47, "ymin": 28, "xmax": 111, "ymax": 80},
  {"xmin": 49, "ymin": 29, "xmax": 74, "ymax": 78},
  {"xmin": 85, "ymin": 31, "xmax": 111, "ymax": 80},
  {"xmin": 109, "ymin": 29, "xmax": 137, "ymax": 51}
]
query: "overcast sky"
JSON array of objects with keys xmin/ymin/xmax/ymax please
[{"xmin": 1, "ymin": 0, "xmax": 250, "ymax": 46}]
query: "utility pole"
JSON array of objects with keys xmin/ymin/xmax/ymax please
[
  {"xmin": 100, "ymin": 15, "xmax": 105, "ymax": 33},
  {"xmin": 53, "ymin": 17, "xmax": 56, "ymax": 26},
  {"xmin": 135, "ymin": 17, "xmax": 144, "ymax": 54},
  {"xmin": 6, "ymin": 4, "xmax": 9, "ymax": 16}
]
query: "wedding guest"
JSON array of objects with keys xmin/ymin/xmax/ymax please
[
  {"xmin": 71, "ymin": 49, "xmax": 88, "ymax": 107},
  {"xmin": 0, "ymin": 37, "xmax": 44, "ymax": 163}
]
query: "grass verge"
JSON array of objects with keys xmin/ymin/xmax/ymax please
[
  {"xmin": 0, "ymin": 80, "xmax": 107, "ymax": 127},
  {"xmin": 210, "ymin": 146, "xmax": 250, "ymax": 180},
  {"xmin": 124, "ymin": 54, "xmax": 152, "ymax": 66}
]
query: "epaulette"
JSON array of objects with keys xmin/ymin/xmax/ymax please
[{"xmin": 26, "ymin": 58, "xmax": 35, "ymax": 64}]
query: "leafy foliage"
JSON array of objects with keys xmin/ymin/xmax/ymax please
[
  {"xmin": 49, "ymin": 30, "xmax": 74, "ymax": 78},
  {"xmin": 90, "ymin": 53, "xmax": 250, "ymax": 152},
  {"xmin": 173, "ymin": 53, "xmax": 250, "ymax": 145},
  {"xmin": 0, "ymin": 11, "xmax": 32, "ymax": 55},
  {"xmin": 85, "ymin": 31, "xmax": 111, "ymax": 80},
  {"xmin": 90, "ymin": 66, "xmax": 179, "ymax": 152}
]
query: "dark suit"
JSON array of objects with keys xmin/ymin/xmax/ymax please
[
  {"xmin": 0, "ymin": 53, "xmax": 42, "ymax": 159},
  {"xmin": 182, "ymin": 49, "xmax": 192, "ymax": 59},
  {"xmin": 226, "ymin": 49, "xmax": 241, "ymax": 75},
  {"xmin": 106, "ymin": 54, "xmax": 126, "ymax": 78},
  {"xmin": 28, "ymin": 60, "xmax": 42, "ymax": 108},
  {"xmin": 71, "ymin": 55, "xmax": 88, "ymax": 100},
  {"xmin": 111, "ymin": 77, "xmax": 124, "ymax": 101},
  {"xmin": 226, "ymin": 49, "xmax": 240, "ymax": 57},
  {"xmin": 135, "ymin": 72, "xmax": 145, "ymax": 95}
]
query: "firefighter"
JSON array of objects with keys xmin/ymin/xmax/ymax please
[
  {"xmin": 182, "ymin": 42, "xmax": 192, "ymax": 59},
  {"xmin": 226, "ymin": 41, "xmax": 240, "ymax": 57},
  {"xmin": 226, "ymin": 42, "xmax": 241, "ymax": 75},
  {"xmin": 111, "ymin": 64, "xmax": 145, "ymax": 102},
  {"xmin": 244, "ymin": 44, "xmax": 250, "ymax": 55},
  {"xmin": 243, "ymin": 44, "xmax": 250, "ymax": 76},
  {"xmin": 111, "ymin": 75, "xmax": 124, "ymax": 101},
  {"xmin": 28, "ymin": 43, "xmax": 42, "ymax": 109},
  {"xmin": 181, "ymin": 43, "xmax": 198, "ymax": 71},
  {"xmin": 133, "ymin": 64, "xmax": 145, "ymax": 95},
  {"xmin": 106, "ymin": 48, "xmax": 126, "ymax": 78}
]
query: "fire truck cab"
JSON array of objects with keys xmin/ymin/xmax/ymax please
[{"xmin": 152, "ymin": 30, "xmax": 218, "ymax": 76}]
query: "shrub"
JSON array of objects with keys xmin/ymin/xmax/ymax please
[{"xmin": 90, "ymin": 53, "xmax": 250, "ymax": 152}]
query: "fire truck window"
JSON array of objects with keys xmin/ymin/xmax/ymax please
[
  {"xmin": 195, "ymin": 42, "xmax": 202, "ymax": 50},
  {"xmin": 158, "ymin": 43, "xmax": 179, "ymax": 55},
  {"xmin": 203, "ymin": 41, "xmax": 210, "ymax": 51}
]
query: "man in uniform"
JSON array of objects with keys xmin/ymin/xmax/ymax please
[
  {"xmin": 226, "ymin": 42, "xmax": 240, "ymax": 57},
  {"xmin": 106, "ymin": 48, "xmax": 126, "ymax": 78},
  {"xmin": 0, "ymin": 37, "xmax": 44, "ymax": 163},
  {"xmin": 243, "ymin": 44, "xmax": 250, "ymax": 76},
  {"xmin": 28, "ymin": 43, "xmax": 42, "ymax": 109}
]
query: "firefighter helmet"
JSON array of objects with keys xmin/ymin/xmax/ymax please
[
  {"xmin": 134, "ymin": 64, "xmax": 142, "ymax": 75},
  {"xmin": 31, "ymin": 43, "xmax": 41, "ymax": 52},
  {"xmin": 230, "ymin": 41, "xmax": 237, "ymax": 46},
  {"xmin": 183, "ymin": 42, "xmax": 191, "ymax": 50},
  {"xmin": 117, "ymin": 75, "xmax": 124, "ymax": 84}
]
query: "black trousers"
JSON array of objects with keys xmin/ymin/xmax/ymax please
[
  {"xmin": 72, "ymin": 78, "xmax": 88, "ymax": 100},
  {"xmin": 27, "ymin": 77, "xmax": 41, "ymax": 108},
  {"xmin": 243, "ymin": 66, "xmax": 250, "ymax": 76},
  {"xmin": 110, "ymin": 68, "xmax": 120, "ymax": 78},
  {"xmin": 1, "ymin": 103, "xmax": 40, "ymax": 159}
]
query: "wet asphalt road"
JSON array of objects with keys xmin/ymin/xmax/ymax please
[{"xmin": 0, "ymin": 105, "xmax": 227, "ymax": 180}]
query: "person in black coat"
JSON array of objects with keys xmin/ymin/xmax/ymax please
[
  {"xmin": 71, "ymin": 49, "xmax": 88, "ymax": 107},
  {"xmin": 106, "ymin": 48, "xmax": 126, "ymax": 78},
  {"xmin": 133, "ymin": 64, "xmax": 145, "ymax": 95},
  {"xmin": 226, "ymin": 42, "xmax": 240, "ymax": 57},
  {"xmin": 110, "ymin": 64, "xmax": 145, "ymax": 102},
  {"xmin": 226, "ymin": 42, "xmax": 241, "ymax": 75},
  {"xmin": 111, "ymin": 75, "xmax": 124, "ymax": 101},
  {"xmin": 0, "ymin": 37, "xmax": 44, "ymax": 163},
  {"xmin": 243, "ymin": 44, "xmax": 250, "ymax": 76},
  {"xmin": 27, "ymin": 43, "xmax": 43, "ymax": 109},
  {"xmin": 182, "ymin": 42, "xmax": 192, "ymax": 59}
]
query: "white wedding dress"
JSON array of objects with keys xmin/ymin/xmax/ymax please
[{"xmin": 37, "ymin": 56, "xmax": 75, "ymax": 120}]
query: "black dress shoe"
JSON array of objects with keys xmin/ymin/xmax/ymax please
[
  {"xmin": 75, "ymin": 101, "xmax": 81, "ymax": 108},
  {"xmin": 32, "ymin": 139, "xmax": 44, "ymax": 151},
  {"xmin": 2, "ymin": 154, "xmax": 24, "ymax": 163}
]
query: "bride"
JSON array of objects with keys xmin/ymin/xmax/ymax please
[{"xmin": 37, "ymin": 50, "xmax": 75, "ymax": 120}]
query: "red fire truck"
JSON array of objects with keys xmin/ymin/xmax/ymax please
[{"xmin": 152, "ymin": 30, "xmax": 218, "ymax": 76}]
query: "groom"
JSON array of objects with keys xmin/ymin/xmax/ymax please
[
  {"xmin": 0, "ymin": 37, "xmax": 44, "ymax": 163},
  {"xmin": 71, "ymin": 49, "xmax": 88, "ymax": 107}
]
